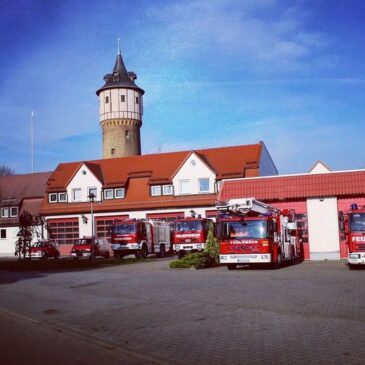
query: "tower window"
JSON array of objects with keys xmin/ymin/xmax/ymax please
[
  {"xmin": 105, "ymin": 96, "xmax": 109, "ymax": 104},
  {"xmin": 126, "ymin": 130, "xmax": 130, "ymax": 139},
  {"xmin": 121, "ymin": 95, "xmax": 125, "ymax": 102},
  {"xmin": 113, "ymin": 73, "xmax": 119, "ymax": 81},
  {"xmin": 135, "ymin": 96, "xmax": 139, "ymax": 104},
  {"xmin": 111, "ymin": 148, "xmax": 115, "ymax": 155}
]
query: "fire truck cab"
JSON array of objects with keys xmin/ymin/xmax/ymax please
[
  {"xmin": 111, "ymin": 219, "xmax": 171, "ymax": 259},
  {"xmin": 172, "ymin": 217, "xmax": 213, "ymax": 259},
  {"xmin": 346, "ymin": 203, "xmax": 365, "ymax": 268},
  {"xmin": 217, "ymin": 198, "xmax": 300, "ymax": 270}
]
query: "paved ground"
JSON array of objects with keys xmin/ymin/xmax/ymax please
[{"xmin": 0, "ymin": 259, "xmax": 364, "ymax": 365}]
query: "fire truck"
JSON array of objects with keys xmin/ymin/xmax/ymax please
[
  {"xmin": 345, "ymin": 203, "xmax": 365, "ymax": 268},
  {"xmin": 217, "ymin": 198, "xmax": 300, "ymax": 270},
  {"xmin": 111, "ymin": 219, "xmax": 171, "ymax": 259},
  {"xmin": 172, "ymin": 216, "xmax": 213, "ymax": 259}
]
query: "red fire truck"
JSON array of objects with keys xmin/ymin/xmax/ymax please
[
  {"xmin": 172, "ymin": 216, "xmax": 213, "ymax": 258},
  {"xmin": 346, "ymin": 203, "xmax": 365, "ymax": 268},
  {"xmin": 111, "ymin": 219, "xmax": 171, "ymax": 259},
  {"xmin": 217, "ymin": 198, "xmax": 301, "ymax": 270}
]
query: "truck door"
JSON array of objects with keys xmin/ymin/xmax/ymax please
[{"xmin": 145, "ymin": 224, "xmax": 153, "ymax": 252}]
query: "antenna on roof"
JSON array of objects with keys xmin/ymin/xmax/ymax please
[
  {"xmin": 30, "ymin": 111, "xmax": 34, "ymax": 173},
  {"xmin": 117, "ymin": 38, "xmax": 121, "ymax": 55}
]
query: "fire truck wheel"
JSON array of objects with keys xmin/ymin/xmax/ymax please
[
  {"xmin": 348, "ymin": 264, "xmax": 357, "ymax": 270},
  {"xmin": 177, "ymin": 251, "xmax": 185, "ymax": 259},
  {"xmin": 104, "ymin": 251, "xmax": 110, "ymax": 259},
  {"xmin": 290, "ymin": 248, "xmax": 296, "ymax": 265},
  {"xmin": 227, "ymin": 264, "xmax": 237, "ymax": 270},
  {"xmin": 158, "ymin": 245, "xmax": 166, "ymax": 258},
  {"xmin": 137, "ymin": 244, "xmax": 148, "ymax": 259},
  {"xmin": 273, "ymin": 253, "xmax": 282, "ymax": 269}
]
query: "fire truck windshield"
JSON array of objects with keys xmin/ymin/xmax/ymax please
[
  {"xmin": 112, "ymin": 224, "xmax": 136, "ymax": 235},
  {"xmin": 175, "ymin": 221, "xmax": 202, "ymax": 232},
  {"xmin": 218, "ymin": 220, "xmax": 267, "ymax": 239},
  {"xmin": 75, "ymin": 239, "xmax": 93, "ymax": 245},
  {"xmin": 350, "ymin": 213, "xmax": 365, "ymax": 232}
]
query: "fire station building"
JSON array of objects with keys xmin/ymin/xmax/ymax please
[
  {"xmin": 38, "ymin": 143, "xmax": 277, "ymax": 255},
  {"xmin": 219, "ymin": 162, "xmax": 365, "ymax": 261}
]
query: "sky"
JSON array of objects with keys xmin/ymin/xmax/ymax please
[{"xmin": 0, "ymin": 0, "xmax": 365, "ymax": 175}]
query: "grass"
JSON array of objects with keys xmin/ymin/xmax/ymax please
[{"xmin": 169, "ymin": 252, "xmax": 218, "ymax": 269}]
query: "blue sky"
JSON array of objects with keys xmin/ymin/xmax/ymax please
[{"xmin": 0, "ymin": 0, "xmax": 364, "ymax": 175}]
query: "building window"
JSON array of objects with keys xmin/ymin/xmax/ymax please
[
  {"xmin": 113, "ymin": 73, "xmax": 119, "ymax": 81},
  {"xmin": 136, "ymin": 96, "xmax": 139, "ymax": 104},
  {"xmin": 115, "ymin": 188, "xmax": 125, "ymax": 199},
  {"xmin": 105, "ymin": 96, "xmax": 109, "ymax": 104},
  {"xmin": 58, "ymin": 193, "xmax": 67, "ymax": 202},
  {"xmin": 49, "ymin": 193, "xmax": 58, "ymax": 203},
  {"xmin": 179, "ymin": 180, "xmax": 191, "ymax": 195},
  {"xmin": 0, "ymin": 229, "xmax": 6, "ymax": 239},
  {"xmin": 121, "ymin": 95, "xmax": 125, "ymax": 102},
  {"xmin": 151, "ymin": 186, "xmax": 162, "ymax": 196},
  {"xmin": 1, "ymin": 208, "xmax": 9, "ymax": 218},
  {"xmin": 198, "ymin": 178, "xmax": 210, "ymax": 193},
  {"xmin": 88, "ymin": 187, "xmax": 97, "ymax": 200},
  {"xmin": 111, "ymin": 148, "xmax": 115, "ymax": 155},
  {"xmin": 10, "ymin": 207, "xmax": 18, "ymax": 217},
  {"xmin": 126, "ymin": 130, "xmax": 130, "ymax": 139},
  {"xmin": 72, "ymin": 188, "xmax": 82, "ymax": 202},
  {"xmin": 104, "ymin": 189, "xmax": 113, "ymax": 200},
  {"xmin": 163, "ymin": 185, "xmax": 173, "ymax": 195}
]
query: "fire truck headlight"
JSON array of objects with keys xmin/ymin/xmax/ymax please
[
  {"xmin": 197, "ymin": 244, "xmax": 202, "ymax": 249},
  {"xmin": 262, "ymin": 255, "xmax": 269, "ymax": 259},
  {"xmin": 175, "ymin": 245, "xmax": 180, "ymax": 250},
  {"xmin": 221, "ymin": 255, "xmax": 227, "ymax": 260}
]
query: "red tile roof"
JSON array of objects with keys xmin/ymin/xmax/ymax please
[
  {"xmin": 46, "ymin": 143, "xmax": 263, "ymax": 192},
  {"xmin": 219, "ymin": 170, "xmax": 365, "ymax": 202},
  {"xmin": 0, "ymin": 172, "xmax": 52, "ymax": 205}
]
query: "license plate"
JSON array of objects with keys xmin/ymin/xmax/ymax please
[
  {"xmin": 83, "ymin": 253, "xmax": 90, "ymax": 257},
  {"xmin": 237, "ymin": 258, "xmax": 250, "ymax": 263}
]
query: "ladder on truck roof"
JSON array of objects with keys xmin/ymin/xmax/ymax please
[{"xmin": 217, "ymin": 198, "xmax": 278, "ymax": 216}]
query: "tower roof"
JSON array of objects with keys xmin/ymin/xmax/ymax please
[{"xmin": 96, "ymin": 53, "xmax": 144, "ymax": 95}]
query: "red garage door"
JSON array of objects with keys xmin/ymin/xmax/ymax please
[
  {"xmin": 47, "ymin": 218, "xmax": 79, "ymax": 246},
  {"xmin": 95, "ymin": 215, "xmax": 129, "ymax": 240}
]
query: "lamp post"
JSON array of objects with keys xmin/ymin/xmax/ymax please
[{"xmin": 88, "ymin": 193, "xmax": 95, "ymax": 238}]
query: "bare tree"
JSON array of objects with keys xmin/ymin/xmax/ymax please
[{"xmin": 0, "ymin": 165, "xmax": 15, "ymax": 176}]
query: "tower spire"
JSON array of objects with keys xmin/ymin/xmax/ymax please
[{"xmin": 117, "ymin": 38, "xmax": 121, "ymax": 55}]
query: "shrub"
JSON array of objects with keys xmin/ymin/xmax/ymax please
[
  {"xmin": 204, "ymin": 221, "xmax": 220, "ymax": 264},
  {"xmin": 169, "ymin": 252, "xmax": 217, "ymax": 269}
]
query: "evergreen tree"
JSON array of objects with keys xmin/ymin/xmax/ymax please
[{"xmin": 204, "ymin": 221, "xmax": 220, "ymax": 263}]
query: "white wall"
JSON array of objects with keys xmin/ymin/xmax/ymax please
[
  {"xmin": 0, "ymin": 225, "xmax": 44, "ymax": 257},
  {"xmin": 172, "ymin": 153, "xmax": 216, "ymax": 195},
  {"xmin": 259, "ymin": 142, "xmax": 278, "ymax": 176},
  {"xmin": 0, "ymin": 226, "xmax": 18, "ymax": 256},
  {"xmin": 307, "ymin": 197, "xmax": 340, "ymax": 260},
  {"xmin": 99, "ymin": 89, "xmax": 142, "ymax": 122},
  {"xmin": 66, "ymin": 164, "xmax": 103, "ymax": 202}
]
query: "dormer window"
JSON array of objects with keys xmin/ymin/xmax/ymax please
[
  {"xmin": 113, "ymin": 73, "xmax": 119, "ymax": 81},
  {"xmin": 49, "ymin": 193, "xmax": 58, "ymax": 203},
  {"xmin": 58, "ymin": 193, "xmax": 67, "ymax": 202},
  {"xmin": 1, "ymin": 207, "xmax": 9, "ymax": 218},
  {"xmin": 10, "ymin": 207, "xmax": 18, "ymax": 217},
  {"xmin": 115, "ymin": 188, "xmax": 125, "ymax": 199},
  {"xmin": 104, "ymin": 189, "xmax": 113, "ymax": 200}
]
